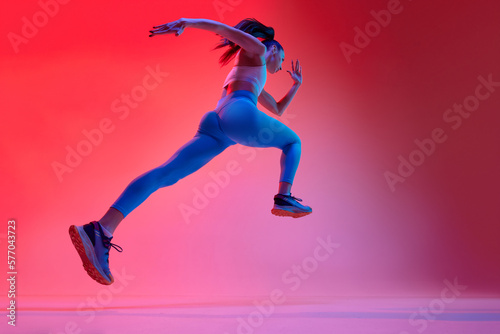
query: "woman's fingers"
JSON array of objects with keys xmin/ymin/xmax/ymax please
[
  {"xmin": 150, "ymin": 24, "xmax": 177, "ymax": 36},
  {"xmin": 151, "ymin": 23, "xmax": 173, "ymax": 31},
  {"xmin": 154, "ymin": 26, "xmax": 170, "ymax": 32},
  {"xmin": 152, "ymin": 22, "xmax": 185, "ymax": 36},
  {"xmin": 290, "ymin": 59, "xmax": 302, "ymax": 74}
]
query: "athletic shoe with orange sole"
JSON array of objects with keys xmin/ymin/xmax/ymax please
[
  {"xmin": 69, "ymin": 221, "xmax": 123, "ymax": 285},
  {"xmin": 271, "ymin": 193, "xmax": 312, "ymax": 218}
]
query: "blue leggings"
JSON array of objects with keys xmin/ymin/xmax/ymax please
[{"xmin": 111, "ymin": 90, "xmax": 301, "ymax": 217}]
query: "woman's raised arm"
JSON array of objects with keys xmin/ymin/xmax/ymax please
[{"xmin": 150, "ymin": 18, "xmax": 266, "ymax": 56}]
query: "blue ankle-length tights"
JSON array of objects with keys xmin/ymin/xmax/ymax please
[{"xmin": 111, "ymin": 90, "xmax": 301, "ymax": 217}]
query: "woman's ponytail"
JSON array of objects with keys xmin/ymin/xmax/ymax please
[{"xmin": 213, "ymin": 18, "xmax": 275, "ymax": 67}]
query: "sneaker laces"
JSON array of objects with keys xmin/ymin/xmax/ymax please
[
  {"xmin": 289, "ymin": 194, "xmax": 302, "ymax": 202},
  {"xmin": 101, "ymin": 235, "xmax": 123, "ymax": 262},
  {"xmin": 278, "ymin": 193, "xmax": 303, "ymax": 202}
]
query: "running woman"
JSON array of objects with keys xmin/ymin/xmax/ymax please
[{"xmin": 69, "ymin": 18, "xmax": 312, "ymax": 285}]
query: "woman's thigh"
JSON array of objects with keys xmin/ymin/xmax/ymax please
[{"xmin": 218, "ymin": 99, "xmax": 300, "ymax": 149}]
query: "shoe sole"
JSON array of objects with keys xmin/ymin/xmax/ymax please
[
  {"xmin": 271, "ymin": 208, "xmax": 312, "ymax": 218},
  {"xmin": 69, "ymin": 225, "xmax": 113, "ymax": 285}
]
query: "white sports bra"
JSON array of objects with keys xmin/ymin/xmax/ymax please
[{"xmin": 222, "ymin": 64, "xmax": 267, "ymax": 96}]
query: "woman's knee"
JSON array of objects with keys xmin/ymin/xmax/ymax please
[
  {"xmin": 253, "ymin": 120, "xmax": 301, "ymax": 149},
  {"xmin": 280, "ymin": 132, "xmax": 300, "ymax": 154},
  {"xmin": 282, "ymin": 129, "xmax": 301, "ymax": 148},
  {"xmin": 270, "ymin": 120, "xmax": 300, "ymax": 146}
]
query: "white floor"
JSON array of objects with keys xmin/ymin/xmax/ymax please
[{"xmin": 3, "ymin": 297, "xmax": 500, "ymax": 334}]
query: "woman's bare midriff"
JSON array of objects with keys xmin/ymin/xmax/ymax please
[{"xmin": 221, "ymin": 80, "xmax": 259, "ymax": 98}]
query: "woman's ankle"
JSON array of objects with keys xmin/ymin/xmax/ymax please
[
  {"xmin": 98, "ymin": 207, "xmax": 124, "ymax": 235},
  {"xmin": 278, "ymin": 181, "xmax": 292, "ymax": 196}
]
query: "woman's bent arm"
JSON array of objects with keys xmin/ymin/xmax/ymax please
[
  {"xmin": 258, "ymin": 59, "xmax": 303, "ymax": 116},
  {"xmin": 258, "ymin": 83, "xmax": 301, "ymax": 117},
  {"xmin": 150, "ymin": 18, "xmax": 266, "ymax": 56}
]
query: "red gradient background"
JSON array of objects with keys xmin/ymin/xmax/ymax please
[{"xmin": 1, "ymin": 0, "xmax": 500, "ymax": 305}]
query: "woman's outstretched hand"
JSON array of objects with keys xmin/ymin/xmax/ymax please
[
  {"xmin": 287, "ymin": 59, "xmax": 302, "ymax": 85},
  {"xmin": 149, "ymin": 18, "xmax": 190, "ymax": 37}
]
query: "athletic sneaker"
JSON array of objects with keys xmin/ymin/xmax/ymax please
[
  {"xmin": 69, "ymin": 221, "xmax": 123, "ymax": 285},
  {"xmin": 271, "ymin": 193, "xmax": 312, "ymax": 218}
]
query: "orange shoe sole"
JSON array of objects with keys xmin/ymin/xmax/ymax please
[
  {"xmin": 69, "ymin": 225, "xmax": 113, "ymax": 285},
  {"xmin": 271, "ymin": 208, "xmax": 312, "ymax": 218}
]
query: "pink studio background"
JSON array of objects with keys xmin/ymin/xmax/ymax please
[{"xmin": 1, "ymin": 0, "xmax": 500, "ymax": 306}]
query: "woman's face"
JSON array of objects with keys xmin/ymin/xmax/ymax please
[{"xmin": 266, "ymin": 45, "xmax": 285, "ymax": 74}]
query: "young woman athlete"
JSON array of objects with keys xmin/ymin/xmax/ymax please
[{"xmin": 69, "ymin": 18, "xmax": 312, "ymax": 285}]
